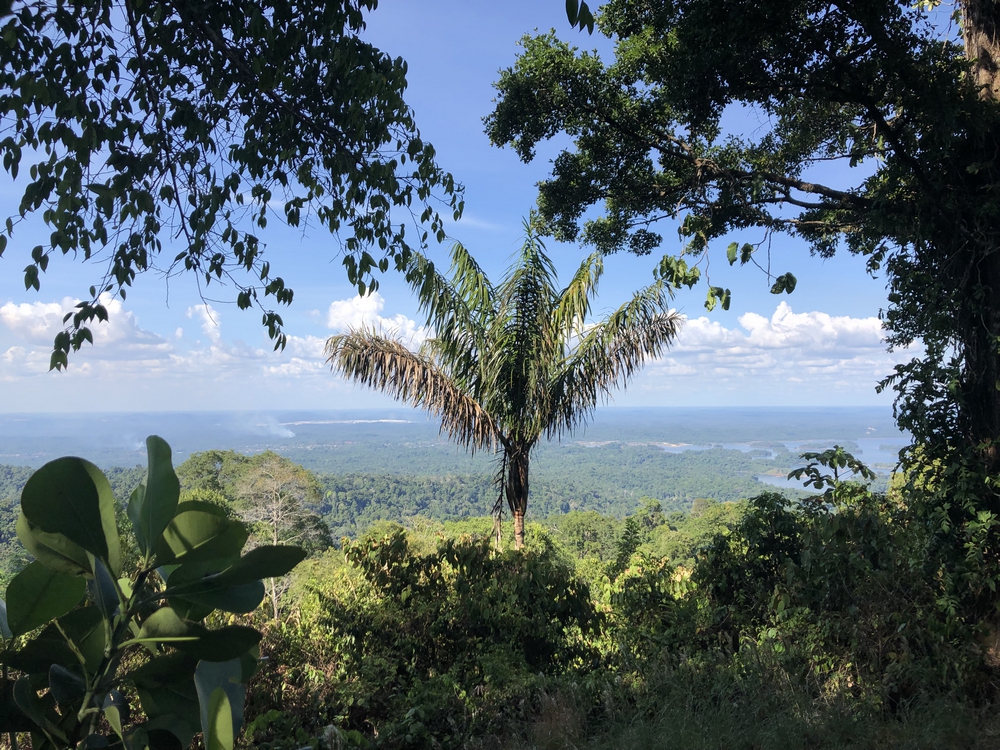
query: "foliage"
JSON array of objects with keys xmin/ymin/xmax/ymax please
[
  {"xmin": 486, "ymin": 0, "xmax": 1000, "ymax": 621},
  {"xmin": 695, "ymin": 454, "xmax": 966, "ymax": 704},
  {"xmin": 328, "ymin": 224, "xmax": 682, "ymax": 547},
  {"xmin": 0, "ymin": 0, "xmax": 462, "ymax": 367},
  {"xmin": 248, "ymin": 528, "xmax": 598, "ymax": 749},
  {"xmin": 0, "ymin": 436, "xmax": 305, "ymax": 749}
]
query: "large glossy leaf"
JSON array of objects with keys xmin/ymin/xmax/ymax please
[
  {"xmin": 0, "ymin": 681, "xmax": 35, "ymax": 733},
  {"xmin": 143, "ymin": 715, "xmax": 194, "ymax": 750},
  {"xmin": 16, "ymin": 512, "xmax": 93, "ymax": 577},
  {"xmin": 13, "ymin": 677, "xmax": 67, "ymax": 743},
  {"xmin": 133, "ymin": 609, "xmax": 261, "ymax": 661},
  {"xmin": 127, "ymin": 483, "xmax": 147, "ymax": 555},
  {"xmin": 136, "ymin": 687, "xmax": 200, "ymax": 738},
  {"xmin": 47, "ymin": 664, "xmax": 85, "ymax": 711},
  {"xmin": 130, "ymin": 436, "xmax": 181, "ymax": 556},
  {"xmin": 204, "ymin": 687, "xmax": 234, "ymax": 750},
  {"xmin": 127, "ymin": 652, "xmax": 200, "ymax": 688},
  {"xmin": 103, "ymin": 690, "xmax": 127, "ymax": 742},
  {"xmin": 89, "ymin": 558, "xmax": 119, "ymax": 619},
  {"xmin": 6, "ymin": 561, "xmax": 86, "ymax": 637},
  {"xmin": 173, "ymin": 581, "xmax": 265, "ymax": 615},
  {"xmin": 2, "ymin": 623, "xmax": 78, "ymax": 674},
  {"xmin": 21, "ymin": 457, "xmax": 121, "ymax": 574},
  {"xmin": 58, "ymin": 607, "xmax": 108, "ymax": 674},
  {"xmin": 195, "ymin": 659, "xmax": 244, "ymax": 750},
  {"xmin": 0, "ymin": 597, "xmax": 11, "ymax": 640},
  {"xmin": 153, "ymin": 503, "xmax": 248, "ymax": 566},
  {"xmin": 165, "ymin": 546, "xmax": 306, "ymax": 601}
]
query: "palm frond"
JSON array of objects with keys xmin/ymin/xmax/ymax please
[
  {"xmin": 484, "ymin": 228, "xmax": 559, "ymax": 442},
  {"xmin": 404, "ymin": 250, "xmax": 484, "ymax": 340},
  {"xmin": 547, "ymin": 279, "xmax": 683, "ymax": 439},
  {"xmin": 404, "ymin": 249, "xmax": 485, "ymax": 391},
  {"xmin": 326, "ymin": 329, "xmax": 501, "ymax": 453},
  {"xmin": 553, "ymin": 252, "xmax": 603, "ymax": 341},
  {"xmin": 450, "ymin": 241, "xmax": 495, "ymax": 319}
]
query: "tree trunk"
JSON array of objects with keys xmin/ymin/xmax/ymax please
[
  {"xmin": 964, "ymin": 0, "xmax": 1000, "ymax": 101},
  {"xmin": 961, "ymin": 249, "xmax": 1000, "ymax": 470},
  {"xmin": 505, "ymin": 447, "xmax": 530, "ymax": 550},
  {"xmin": 961, "ymin": 0, "xmax": 1000, "ymax": 470}
]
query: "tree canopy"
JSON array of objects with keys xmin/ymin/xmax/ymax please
[
  {"xmin": 0, "ymin": 0, "xmax": 462, "ymax": 368},
  {"xmin": 487, "ymin": 0, "xmax": 1000, "ymax": 616}
]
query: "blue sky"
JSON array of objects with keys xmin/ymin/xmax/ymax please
[{"xmin": 0, "ymin": 1, "xmax": 909, "ymax": 413}]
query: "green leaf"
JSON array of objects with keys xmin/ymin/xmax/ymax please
[
  {"xmin": 0, "ymin": 681, "xmax": 34, "ymax": 733},
  {"xmin": 89, "ymin": 557, "xmax": 119, "ymax": 619},
  {"xmin": 153, "ymin": 503, "xmax": 248, "ymax": 566},
  {"xmin": 770, "ymin": 273, "xmax": 797, "ymax": 295},
  {"xmin": 16, "ymin": 511, "xmax": 93, "ymax": 577},
  {"xmin": 21, "ymin": 457, "xmax": 121, "ymax": 574},
  {"xmin": 48, "ymin": 664, "xmax": 85, "ymax": 710},
  {"xmin": 204, "ymin": 687, "xmax": 234, "ymax": 750},
  {"xmin": 566, "ymin": 0, "xmax": 579, "ymax": 25},
  {"xmin": 103, "ymin": 690, "xmax": 127, "ymax": 741},
  {"xmin": 131, "ymin": 436, "xmax": 180, "ymax": 556},
  {"xmin": 13, "ymin": 677, "xmax": 67, "ymax": 743},
  {"xmin": 170, "ymin": 546, "xmax": 306, "ymax": 595},
  {"xmin": 127, "ymin": 652, "xmax": 200, "ymax": 688},
  {"xmin": 726, "ymin": 241, "xmax": 738, "ymax": 265},
  {"xmin": 2, "ymin": 621, "xmax": 78, "ymax": 673},
  {"xmin": 6, "ymin": 561, "xmax": 86, "ymax": 637},
  {"xmin": 133, "ymin": 609, "xmax": 261, "ymax": 661},
  {"xmin": 0, "ymin": 598, "xmax": 11, "ymax": 640},
  {"xmin": 174, "ymin": 581, "xmax": 265, "ymax": 615},
  {"xmin": 740, "ymin": 243, "xmax": 754, "ymax": 264},
  {"xmin": 55, "ymin": 607, "xmax": 107, "ymax": 674},
  {"xmin": 128, "ymin": 483, "xmax": 147, "ymax": 553},
  {"xmin": 195, "ymin": 659, "xmax": 244, "ymax": 750}
]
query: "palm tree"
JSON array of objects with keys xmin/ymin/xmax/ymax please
[{"xmin": 325, "ymin": 224, "xmax": 682, "ymax": 549}]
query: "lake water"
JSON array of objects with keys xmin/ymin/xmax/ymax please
[{"xmin": 657, "ymin": 435, "xmax": 911, "ymax": 491}]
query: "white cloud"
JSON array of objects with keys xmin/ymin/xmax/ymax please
[
  {"xmin": 326, "ymin": 292, "xmax": 427, "ymax": 348},
  {"xmin": 623, "ymin": 302, "xmax": 911, "ymax": 405},
  {"xmin": 0, "ymin": 292, "xmax": 913, "ymax": 411},
  {"xmin": 0, "ymin": 294, "xmax": 172, "ymax": 362},
  {"xmin": 186, "ymin": 303, "xmax": 222, "ymax": 344}
]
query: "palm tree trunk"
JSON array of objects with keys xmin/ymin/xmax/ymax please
[{"xmin": 506, "ymin": 447, "xmax": 530, "ymax": 549}]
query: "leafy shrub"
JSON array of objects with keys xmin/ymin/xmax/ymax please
[{"xmin": 251, "ymin": 528, "xmax": 599, "ymax": 748}]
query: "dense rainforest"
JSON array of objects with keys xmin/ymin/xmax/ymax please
[
  {"xmin": 0, "ymin": 443, "xmax": 986, "ymax": 748},
  {"xmin": 2, "ymin": 0, "xmax": 1000, "ymax": 746}
]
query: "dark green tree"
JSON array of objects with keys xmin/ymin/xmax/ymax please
[
  {"xmin": 486, "ymin": 0, "xmax": 1000, "ymax": 618},
  {"xmin": 0, "ymin": 0, "xmax": 462, "ymax": 367}
]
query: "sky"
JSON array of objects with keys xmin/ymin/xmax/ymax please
[{"xmin": 0, "ymin": 1, "xmax": 912, "ymax": 413}]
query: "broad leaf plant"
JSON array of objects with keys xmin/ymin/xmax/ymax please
[{"xmin": 0, "ymin": 436, "xmax": 305, "ymax": 749}]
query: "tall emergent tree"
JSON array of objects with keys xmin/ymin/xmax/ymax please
[
  {"xmin": 234, "ymin": 451, "xmax": 330, "ymax": 618},
  {"xmin": 0, "ymin": 0, "xmax": 462, "ymax": 368},
  {"xmin": 326, "ymin": 226, "xmax": 682, "ymax": 549},
  {"xmin": 486, "ymin": 1, "xmax": 1000, "ymax": 618}
]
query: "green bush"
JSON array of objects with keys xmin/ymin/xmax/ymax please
[{"xmin": 251, "ymin": 528, "xmax": 599, "ymax": 748}]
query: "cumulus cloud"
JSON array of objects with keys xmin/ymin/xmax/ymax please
[
  {"xmin": 186, "ymin": 303, "xmax": 222, "ymax": 345},
  {"xmin": 0, "ymin": 294, "xmax": 172, "ymax": 362},
  {"xmin": 627, "ymin": 302, "xmax": 910, "ymax": 403},
  {"xmin": 326, "ymin": 292, "xmax": 427, "ymax": 348}
]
